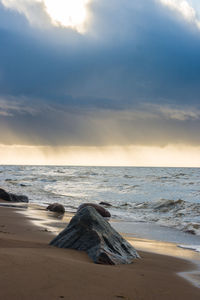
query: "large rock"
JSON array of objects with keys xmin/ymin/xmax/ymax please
[
  {"xmin": 50, "ymin": 206, "xmax": 140, "ymax": 265},
  {"xmin": 46, "ymin": 203, "xmax": 65, "ymax": 214},
  {"xmin": 0, "ymin": 188, "xmax": 29, "ymax": 203},
  {"xmin": 78, "ymin": 203, "xmax": 111, "ymax": 218}
]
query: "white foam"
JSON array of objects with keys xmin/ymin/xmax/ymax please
[
  {"xmin": 179, "ymin": 270, "xmax": 200, "ymax": 289},
  {"xmin": 178, "ymin": 244, "xmax": 200, "ymax": 253}
]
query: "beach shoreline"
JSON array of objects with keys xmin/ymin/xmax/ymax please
[
  {"xmin": 0, "ymin": 200, "xmax": 200, "ymax": 299},
  {"xmin": 12, "ymin": 201, "xmax": 200, "ymax": 260}
]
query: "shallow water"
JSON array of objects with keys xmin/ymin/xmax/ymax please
[{"xmin": 1, "ymin": 165, "xmax": 200, "ymax": 245}]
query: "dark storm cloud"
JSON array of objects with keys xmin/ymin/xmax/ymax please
[
  {"xmin": 0, "ymin": 0, "xmax": 200, "ymax": 146},
  {"xmin": 0, "ymin": 96, "xmax": 200, "ymax": 147}
]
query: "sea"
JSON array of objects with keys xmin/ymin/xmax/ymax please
[{"xmin": 1, "ymin": 165, "xmax": 200, "ymax": 252}]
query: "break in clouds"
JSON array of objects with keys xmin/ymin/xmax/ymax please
[{"xmin": 0, "ymin": 0, "xmax": 200, "ymax": 147}]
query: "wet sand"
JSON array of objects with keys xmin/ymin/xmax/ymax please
[{"xmin": 0, "ymin": 200, "xmax": 200, "ymax": 300}]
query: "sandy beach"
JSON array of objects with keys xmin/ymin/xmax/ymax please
[{"xmin": 0, "ymin": 200, "xmax": 200, "ymax": 300}]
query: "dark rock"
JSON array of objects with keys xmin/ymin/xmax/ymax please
[
  {"xmin": 0, "ymin": 188, "xmax": 11, "ymax": 201},
  {"xmin": 78, "ymin": 203, "xmax": 111, "ymax": 218},
  {"xmin": 121, "ymin": 203, "xmax": 130, "ymax": 207},
  {"xmin": 50, "ymin": 206, "xmax": 140, "ymax": 265},
  {"xmin": 47, "ymin": 203, "xmax": 65, "ymax": 214},
  {"xmin": 0, "ymin": 188, "xmax": 29, "ymax": 203},
  {"xmin": 184, "ymin": 229, "xmax": 196, "ymax": 235},
  {"xmin": 99, "ymin": 201, "xmax": 112, "ymax": 207},
  {"xmin": 10, "ymin": 194, "xmax": 29, "ymax": 203}
]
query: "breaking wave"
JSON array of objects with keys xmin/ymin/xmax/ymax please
[{"xmin": 1, "ymin": 165, "xmax": 200, "ymax": 237}]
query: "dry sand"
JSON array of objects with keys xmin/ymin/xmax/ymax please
[{"xmin": 0, "ymin": 200, "xmax": 200, "ymax": 300}]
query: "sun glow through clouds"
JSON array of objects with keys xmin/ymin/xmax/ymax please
[
  {"xmin": 1, "ymin": 0, "xmax": 91, "ymax": 32},
  {"xmin": 1, "ymin": 144, "xmax": 200, "ymax": 167},
  {"xmin": 43, "ymin": 0, "xmax": 90, "ymax": 32}
]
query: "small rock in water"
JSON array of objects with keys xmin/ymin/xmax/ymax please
[
  {"xmin": 46, "ymin": 203, "xmax": 65, "ymax": 214},
  {"xmin": 184, "ymin": 229, "xmax": 196, "ymax": 235},
  {"xmin": 78, "ymin": 203, "xmax": 111, "ymax": 218},
  {"xmin": 50, "ymin": 206, "xmax": 140, "ymax": 265},
  {"xmin": 0, "ymin": 188, "xmax": 29, "ymax": 203},
  {"xmin": 99, "ymin": 201, "xmax": 112, "ymax": 207}
]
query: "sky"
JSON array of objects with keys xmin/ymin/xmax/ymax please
[{"xmin": 0, "ymin": 0, "xmax": 200, "ymax": 166}]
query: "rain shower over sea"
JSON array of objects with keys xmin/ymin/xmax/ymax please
[{"xmin": 1, "ymin": 165, "xmax": 200, "ymax": 251}]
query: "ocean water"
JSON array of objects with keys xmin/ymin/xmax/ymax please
[{"xmin": 1, "ymin": 165, "xmax": 200, "ymax": 241}]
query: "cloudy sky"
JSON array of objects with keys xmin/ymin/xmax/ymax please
[{"xmin": 0, "ymin": 0, "xmax": 200, "ymax": 166}]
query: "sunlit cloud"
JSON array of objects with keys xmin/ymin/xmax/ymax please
[
  {"xmin": 1, "ymin": 0, "xmax": 51, "ymax": 28},
  {"xmin": 0, "ymin": 97, "xmax": 39, "ymax": 116},
  {"xmin": 145, "ymin": 103, "xmax": 200, "ymax": 121},
  {"xmin": 1, "ymin": 0, "xmax": 91, "ymax": 32},
  {"xmin": 158, "ymin": 0, "xmax": 200, "ymax": 29}
]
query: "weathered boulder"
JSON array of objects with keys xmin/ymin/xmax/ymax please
[
  {"xmin": 47, "ymin": 203, "xmax": 65, "ymax": 214},
  {"xmin": 78, "ymin": 203, "xmax": 111, "ymax": 218},
  {"xmin": 50, "ymin": 206, "xmax": 140, "ymax": 265},
  {"xmin": 0, "ymin": 188, "xmax": 29, "ymax": 203}
]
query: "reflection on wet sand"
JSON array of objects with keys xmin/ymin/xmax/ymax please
[{"xmin": 12, "ymin": 202, "xmax": 200, "ymax": 289}]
